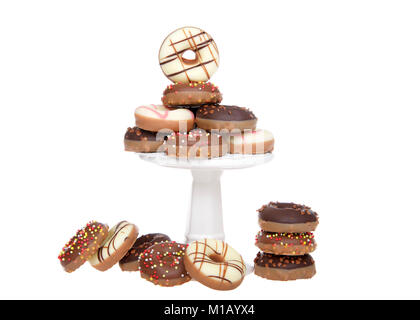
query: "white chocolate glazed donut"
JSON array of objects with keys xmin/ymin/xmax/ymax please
[
  {"xmin": 184, "ymin": 239, "xmax": 246, "ymax": 291},
  {"xmin": 89, "ymin": 221, "xmax": 139, "ymax": 272},
  {"xmin": 159, "ymin": 27, "xmax": 219, "ymax": 83},
  {"xmin": 230, "ymin": 129, "xmax": 275, "ymax": 154},
  {"xmin": 135, "ymin": 104, "xmax": 195, "ymax": 132}
]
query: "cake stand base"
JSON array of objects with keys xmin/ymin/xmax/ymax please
[
  {"xmin": 138, "ymin": 153, "xmax": 273, "ymax": 243},
  {"xmin": 186, "ymin": 169, "xmax": 224, "ymax": 242}
]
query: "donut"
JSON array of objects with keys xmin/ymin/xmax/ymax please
[
  {"xmin": 89, "ymin": 221, "xmax": 139, "ymax": 272},
  {"xmin": 162, "ymin": 82, "xmax": 222, "ymax": 106},
  {"xmin": 166, "ymin": 129, "xmax": 228, "ymax": 159},
  {"xmin": 254, "ymin": 252, "xmax": 316, "ymax": 281},
  {"xmin": 159, "ymin": 27, "xmax": 219, "ymax": 83},
  {"xmin": 119, "ymin": 233, "xmax": 171, "ymax": 272},
  {"xmin": 255, "ymin": 231, "xmax": 316, "ymax": 256},
  {"xmin": 58, "ymin": 221, "xmax": 108, "ymax": 273},
  {"xmin": 184, "ymin": 239, "xmax": 246, "ymax": 291},
  {"xmin": 196, "ymin": 105, "xmax": 257, "ymax": 132},
  {"xmin": 135, "ymin": 104, "xmax": 194, "ymax": 132},
  {"xmin": 124, "ymin": 127, "xmax": 167, "ymax": 153},
  {"xmin": 230, "ymin": 129, "xmax": 274, "ymax": 154},
  {"xmin": 258, "ymin": 202, "xmax": 319, "ymax": 233},
  {"xmin": 139, "ymin": 241, "xmax": 191, "ymax": 287}
]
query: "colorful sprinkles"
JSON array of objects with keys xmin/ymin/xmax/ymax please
[
  {"xmin": 138, "ymin": 241, "xmax": 190, "ymax": 286},
  {"xmin": 58, "ymin": 221, "xmax": 107, "ymax": 270}
]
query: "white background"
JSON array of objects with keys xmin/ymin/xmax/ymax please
[{"xmin": 0, "ymin": 0, "xmax": 419, "ymax": 300}]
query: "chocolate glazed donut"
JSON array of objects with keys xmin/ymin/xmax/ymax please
[
  {"xmin": 254, "ymin": 252, "xmax": 316, "ymax": 281},
  {"xmin": 195, "ymin": 105, "xmax": 257, "ymax": 132},
  {"xmin": 119, "ymin": 233, "xmax": 171, "ymax": 272},
  {"xmin": 139, "ymin": 242, "xmax": 191, "ymax": 287},
  {"xmin": 258, "ymin": 202, "xmax": 319, "ymax": 233}
]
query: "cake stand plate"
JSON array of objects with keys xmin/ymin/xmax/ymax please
[{"xmin": 138, "ymin": 152, "xmax": 273, "ymax": 243}]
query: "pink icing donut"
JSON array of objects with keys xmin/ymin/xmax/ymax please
[{"xmin": 134, "ymin": 104, "xmax": 195, "ymax": 132}]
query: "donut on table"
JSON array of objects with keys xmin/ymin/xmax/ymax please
[
  {"xmin": 230, "ymin": 129, "xmax": 274, "ymax": 154},
  {"xmin": 89, "ymin": 221, "xmax": 139, "ymax": 272},
  {"xmin": 196, "ymin": 105, "xmax": 257, "ymax": 132},
  {"xmin": 166, "ymin": 129, "xmax": 228, "ymax": 159},
  {"xmin": 139, "ymin": 241, "xmax": 191, "ymax": 287},
  {"xmin": 184, "ymin": 239, "xmax": 246, "ymax": 291},
  {"xmin": 159, "ymin": 27, "xmax": 219, "ymax": 83},
  {"xmin": 119, "ymin": 233, "xmax": 171, "ymax": 272},
  {"xmin": 258, "ymin": 202, "xmax": 319, "ymax": 233},
  {"xmin": 135, "ymin": 104, "xmax": 195, "ymax": 133},
  {"xmin": 254, "ymin": 252, "xmax": 316, "ymax": 281},
  {"xmin": 58, "ymin": 221, "xmax": 108, "ymax": 273},
  {"xmin": 124, "ymin": 127, "xmax": 167, "ymax": 153},
  {"xmin": 162, "ymin": 82, "xmax": 222, "ymax": 106},
  {"xmin": 255, "ymin": 231, "xmax": 316, "ymax": 256}
]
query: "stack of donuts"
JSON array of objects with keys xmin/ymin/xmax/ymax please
[
  {"xmin": 254, "ymin": 202, "xmax": 319, "ymax": 281},
  {"xmin": 124, "ymin": 26, "xmax": 275, "ymax": 159}
]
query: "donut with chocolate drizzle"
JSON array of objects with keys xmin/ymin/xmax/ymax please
[
  {"xmin": 89, "ymin": 221, "xmax": 139, "ymax": 272},
  {"xmin": 184, "ymin": 239, "xmax": 246, "ymax": 291},
  {"xmin": 159, "ymin": 27, "xmax": 219, "ymax": 84}
]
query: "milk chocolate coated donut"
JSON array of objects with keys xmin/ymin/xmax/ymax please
[
  {"xmin": 89, "ymin": 221, "xmax": 139, "ymax": 272},
  {"xmin": 166, "ymin": 129, "xmax": 228, "ymax": 159},
  {"xmin": 196, "ymin": 105, "xmax": 257, "ymax": 132},
  {"xmin": 139, "ymin": 241, "xmax": 191, "ymax": 287},
  {"xmin": 255, "ymin": 231, "xmax": 316, "ymax": 256},
  {"xmin": 162, "ymin": 82, "xmax": 222, "ymax": 106},
  {"xmin": 124, "ymin": 127, "xmax": 166, "ymax": 153},
  {"xmin": 58, "ymin": 221, "xmax": 109, "ymax": 273},
  {"xmin": 159, "ymin": 27, "xmax": 219, "ymax": 83},
  {"xmin": 254, "ymin": 253, "xmax": 316, "ymax": 281},
  {"xmin": 119, "ymin": 233, "xmax": 171, "ymax": 272},
  {"xmin": 258, "ymin": 202, "xmax": 319, "ymax": 233}
]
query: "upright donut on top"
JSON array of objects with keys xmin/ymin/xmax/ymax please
[{"xmin": 159, "ymin": 27, "xmax": 220, "ymax": 83}]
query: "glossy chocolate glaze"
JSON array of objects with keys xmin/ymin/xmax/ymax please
[
  {"xmin": 196, "ymin": 105, "xmax": 257, "ymax": 121},
  {"xmin": 120, "ymin": 233, "xmax": 170, "ymax": 265},
  {"xmin": 258, "ymin": 202, "xmax": 318, "ymax": 224}
]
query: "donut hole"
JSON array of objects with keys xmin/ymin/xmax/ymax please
[
  {"xmin": 182, "ymin": 50, "xmax": 198, "ymax": 65},
  {"xmin": 209, "ymin": 253, "xmax": 224, "ymax": 263}
]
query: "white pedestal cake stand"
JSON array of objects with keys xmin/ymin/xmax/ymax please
[{"xmin": 138, "ymin": 152, "xmax": 273, "ymax": 242}]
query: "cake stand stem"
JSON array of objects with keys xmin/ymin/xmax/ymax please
[{"xmin": 185, "ymin": 169, "xmax": 225, "ymax": 243}]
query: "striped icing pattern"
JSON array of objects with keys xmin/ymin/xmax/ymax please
[
  {"xmin": 159, "ymin": 27, "xmax": 219, "ymax": 83},
  {"xmin": 186, "ymin": 239, "xmax": 246, "ymax": 285}
]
